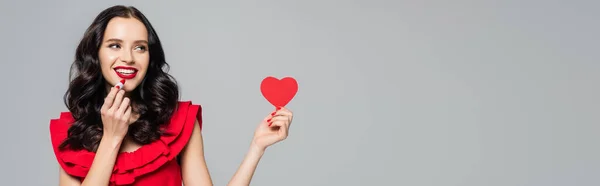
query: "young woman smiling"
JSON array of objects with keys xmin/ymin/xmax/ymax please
[{"xmin": 49, "ymin": 5, "xmax": 294, "ymax": 186}]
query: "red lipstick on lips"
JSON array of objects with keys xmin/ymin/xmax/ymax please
[{"xmin": 114, "ymin": 66, "xmax": 138, "ymax": 79}]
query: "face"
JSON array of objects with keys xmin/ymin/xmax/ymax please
[{"xmin": 99, "ymin": 17, "xmax": 149, "ymax": 92}]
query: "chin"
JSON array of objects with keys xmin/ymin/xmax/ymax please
[{"xmin": 123, "ymin": 81, "xmax": 141, "ymax": 91}]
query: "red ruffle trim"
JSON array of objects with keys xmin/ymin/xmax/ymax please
[{"xmin": 49, "ymin": 101, "xmax": 202, "ymax": 185}]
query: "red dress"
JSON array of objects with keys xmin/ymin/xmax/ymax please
[{"xmin": 50, "ymin": 101, "xmax": 202, "ymax": 186}]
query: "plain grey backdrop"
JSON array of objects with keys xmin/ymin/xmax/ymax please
[{"xmin": 1, "ymin": 0, "xmax": 599, "ymax": 185}]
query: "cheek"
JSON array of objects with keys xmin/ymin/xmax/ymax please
[
  {"xmin": 136, "ymin": 53, "xmax": 150, "ymax": 72},
  {"xmin": 98, "ymin": 50, "xmax": 119, "ymax": 80},
  {"xmin": 99, "ymin": 50, "xmax": 118, "ymax": 68}
]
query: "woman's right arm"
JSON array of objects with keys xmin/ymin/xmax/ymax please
[
  {"xmin": 58, "ymin": 135, "xmax": 124, "ymax": 186},
  {"xmin": 79, "ymin": 134, "xmax": 125, "ymax": 186},
  {"xmin": 59, "ymin": 166, "xmax": 81, "ymax": 186},
  {"xmin": 59, "ymin": 87, "xmax": 133, "ymax": 186}
]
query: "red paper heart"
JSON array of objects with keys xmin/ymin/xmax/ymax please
[{"xmin": 260, "ymin": 76, "xmax": 298, "ymax": 108}]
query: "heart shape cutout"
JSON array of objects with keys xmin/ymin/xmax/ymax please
[{"xmin": 260, "ymin": 76, "xmax": 298, "ymax": 108}]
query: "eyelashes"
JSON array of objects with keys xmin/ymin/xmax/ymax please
[
  {"xmin": 107, "ymin": 43, "xmax": 147, "ymax": 52},
  {"xmin": 108, "ymin": 43, "xmax": 120, "ymax": 49},
  {"xmin": 135, "ymin": 45, "xmax": 147, "ymax": 51}
]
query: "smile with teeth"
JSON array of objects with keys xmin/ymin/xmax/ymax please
[
  {"xmin": 116, "ymin": 69, "xmax": 135, "ymax": 75},
  {"xmin": 114, "ymin": 66, "xmax": 138, "ymax": 79}
]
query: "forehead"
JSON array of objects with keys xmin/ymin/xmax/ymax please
[{"xmin": 103, "ymin": 17, "xmax": 148, "ymax": 41}]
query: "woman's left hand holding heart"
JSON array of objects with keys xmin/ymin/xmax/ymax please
[
  {"xmin": 227, "ymin": 106, "xmax": 294, "ymax": 186},
  {"xmin": 251, "ymin": 106, "xmax": 294, "ymax": 152}
]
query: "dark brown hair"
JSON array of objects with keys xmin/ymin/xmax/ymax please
[{"xmin": 59, "ymin": 5, "xmax": 179, "ymax": 152}]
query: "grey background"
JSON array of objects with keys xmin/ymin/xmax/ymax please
[{"xmin": 0, "ymin": 0, "xmax": 598, "ymax": 185}]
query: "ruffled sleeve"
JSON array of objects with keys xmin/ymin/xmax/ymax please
[{"xmin": 49, "ymin": 101, "xmax": 203, "ymax": 185}]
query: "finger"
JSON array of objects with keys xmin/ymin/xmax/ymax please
[
  {"xmin": 117, "ymin": 97, "xmax": 130, "ymax": 115},
  {"xmin": 264, "ymin": 110, "xmax": 279, "ymax": 121},
  {"xmin": 266, "ymin": 108, "xmax": 292, "ymax": 126},
  {"xmin": 268, "ymin": 117, "xmax": 290, "ymax": 128},
  {"xmin": 273, "ymin": 109, "xmax": 292, "ymax": 117},
  {"xmin": 269, "ymin": 120, "xmax": 289, "ymax": 136},
  {"xmin": 269, "ymin": 110, "xmax": 279, "ymax": 117},
  {"xmin": 269, "ymin": 120, "xmax": 285, "ymax": 128},
  {"xmin": 278, "ymin": 108, "xmax": 293, "ymax": 124},
  {"xmin": 277, "ymin": 106, "xmax": 291, "ymax": 112},
  {"xmin": 264, "ymin": 112, "xmax": 275, "ymax": 120},
  {"xmin": 123, "ymin": 106, "xmax": 133, "ymax": 124},
  {"xmin": 267, "ymin": 115, "xmax": 287, "ymax": 123},
  {"xmin": 101, "ymin": 87, "xmax": 119, "ymax": 112},
  {"xmin": 110, "ymin": 90, "xmax": 125, "ymax": 111},
  {"xmin": 272, "ymin": 111, "xmax": 292, "ymax": 124}
]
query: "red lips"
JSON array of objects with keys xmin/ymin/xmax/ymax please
[{"xmin": 114, "ymin": 66, "xmax": 138, "ymax": 79}]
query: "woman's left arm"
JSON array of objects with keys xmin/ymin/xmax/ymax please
[
  {"xmin": 227, "ymin": 107, "xmax": 294, "ymax": 186},
  {"xmin": 180, "ymin": 107, "xmax": 293, "ymax": 186},
  {"xmin": 180, "ymin": 119, "xmax": 214, "ymax": 186}
]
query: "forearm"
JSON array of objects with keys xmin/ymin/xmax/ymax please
[
  {"xmin": 227, "ymin": 146, "xmax": 265, "ymax": 186},
  {"xmin": 80, "ymin": 135, "xmax": 122, "ymax": 186}
]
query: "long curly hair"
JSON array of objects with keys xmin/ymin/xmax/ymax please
[{"xmin": 59, "ymin": 5, "xmax": 179, "ymax": 152}]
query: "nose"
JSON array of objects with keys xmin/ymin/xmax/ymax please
[{"xmin": 120, "ymin": 50, "xmax": 134, "ymax": 63}]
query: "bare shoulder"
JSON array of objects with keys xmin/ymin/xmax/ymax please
[
  {"xmin": 184, "ymin": 119, "xmax": 204, "ymax": 151},
  {"xmin": 180, "ymin": 118, "xmax": 213, "ymax": 185}
]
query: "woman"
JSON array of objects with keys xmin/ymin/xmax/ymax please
[{"xmin": 49, "ymin": 5, "xmax": 293, "ymax": 186}]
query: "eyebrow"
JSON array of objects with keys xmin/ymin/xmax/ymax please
[{"xmin": 105, "ymin": 38, "xmax": 148, "ymax": 44}]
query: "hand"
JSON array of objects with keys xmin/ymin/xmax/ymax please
[
  {"xmin": 251, "ymin": 107, "xmax": 293, "ymax": 151},
  {"xmin": 100, "ymin": 86, "xmax": 133, "ymax": 141}
]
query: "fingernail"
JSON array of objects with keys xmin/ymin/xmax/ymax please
[
  {"xmin": 276, "ymin": 106, "xmax": 282, "ymax": 110},
  {"xmin": 267, "ymin": 119, "xmax": 271, "ymax": 122},
  {"xmin": 116, "ymin": 85, "xmax": 120, "ymax": 89},
  {"xmin": 271, "ymin": 112, "xmax": 276, "ymax": 116},
  {"xmin": 268, "ymin": 122, "xmax": 272, "ymax": 127}
]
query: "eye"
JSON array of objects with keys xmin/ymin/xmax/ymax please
[
  {"xmin": 134, "ymin": 45, "xmax": 147, "ymax": 51},
  {"xmin": 108, "ymin": 43, "xmax": 121, "ymax": 49}
]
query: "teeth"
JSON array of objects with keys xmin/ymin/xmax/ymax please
[{"xmin": 116, "ymin": 69, "xmax": 135, "ymax": 74}]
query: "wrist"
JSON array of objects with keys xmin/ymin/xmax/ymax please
[
  {"xmin": 102, "ymin": 134, "xmax": 124, "ymax": 148},
  {"xmin": 249, "ymin": 142, "xmax": 266, "ymax": 155}
]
